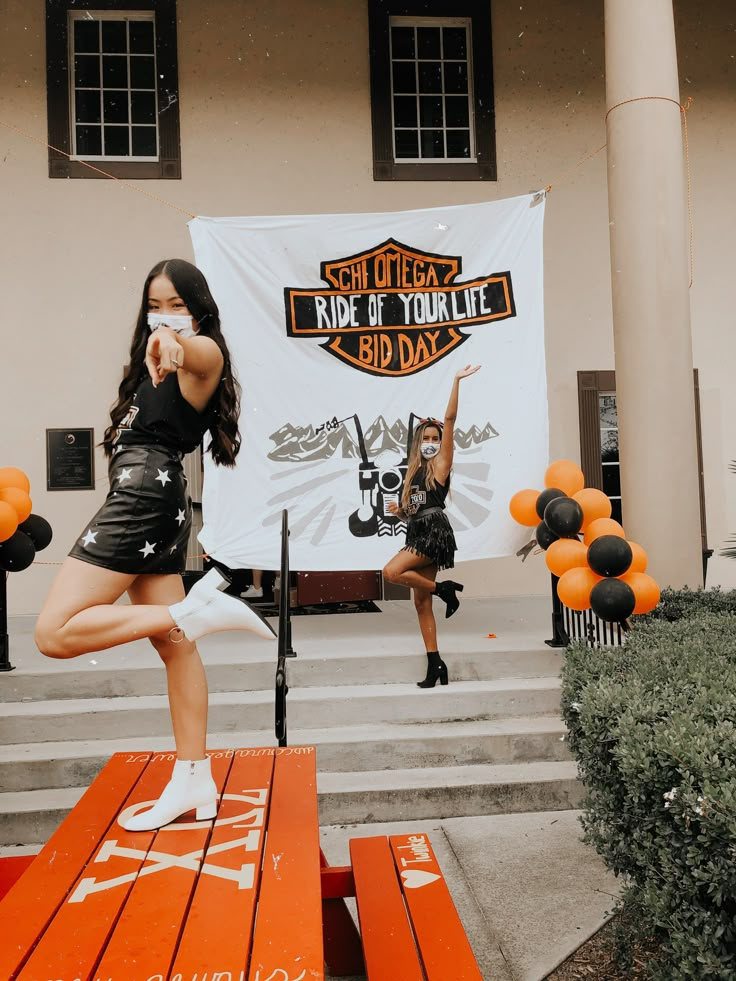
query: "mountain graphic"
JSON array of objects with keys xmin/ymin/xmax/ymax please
[
  {"xmin": 365, "ymin": 416, "xmax": 405, "ymax": 455},
  {"xmin": 268, "ymin": 416, "xmax": 499, "ymax": 462}
]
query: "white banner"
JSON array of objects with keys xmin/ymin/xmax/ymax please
[{"xmin": 189, "ymin": 193, "xmax": 548, "ymax": 571}]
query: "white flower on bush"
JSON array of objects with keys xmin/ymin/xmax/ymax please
[
  {"xmin": 694, "ymin": 796, "xmax": 707, "ymax": 817},
  {"xmin": 570, "ymin": 701, "xmax": 582, "ymax": 713},
  {"xmin": 663, "ymin": 787, "xmax": 679, "ymax": 810}
]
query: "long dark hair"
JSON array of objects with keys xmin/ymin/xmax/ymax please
[
  {"xmin": 401, "ymin": 419, "xmax": 449, "ymax": 511},
  {"xmin": 102, "ymin": 259, "xmax": 242, "ymax": 466}
]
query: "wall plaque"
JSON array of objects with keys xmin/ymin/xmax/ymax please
[{"xmin": 46, "ymin": 429, "xmax": 95, "ymax": 491}]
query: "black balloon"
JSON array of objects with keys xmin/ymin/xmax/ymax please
[
  {"xmin": 0, "ymin": 530, "xmax": 36, "ymax": 572},
  {"xmin": 535, "ymin": 487, "xmax": 567, "ymax": 520},
  {"xmin": 544, "ymin": 497, "xmax": 584, "ymax": 537},
  {"xmin": 588, "ymin": 535, "xmax": 633, "ymax": 578},
  {"xmin": 590, "ymin": 578, "xmax": 636, "ymax": 622},
  {"xmin": 535, "ymin": 521, "xmax": 560, "ymax": 550},
  {"xmin": 19, "ymin": 514, "xmax": 53, "ymax": 551}
]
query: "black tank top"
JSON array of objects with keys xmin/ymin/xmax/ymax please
[
  {"xmin": 113, "ymin": 374, "xmax": 216, "ymax": 454},
  {"xmin": 405, "ymin": 468, "xmax": 449, "ymax": 517}
]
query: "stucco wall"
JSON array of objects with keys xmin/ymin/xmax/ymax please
[{"xmin": 0, "ymin": 0, "xmax": 734, "ymax": 614}]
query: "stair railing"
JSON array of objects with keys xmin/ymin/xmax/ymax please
[{"xmin": 275, "ymin": 509, "xmax": 296, "ymax": 746}]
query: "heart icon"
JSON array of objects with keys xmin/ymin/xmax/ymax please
[{"xmin": 401, "ymin": 869, "xmax": 441, "ymax": 889}]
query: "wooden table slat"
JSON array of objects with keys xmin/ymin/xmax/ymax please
[
  {"xmin": 171, "ymin": 749, "xmax": 277, "ymax": 979},
  {"xmin": 390, "ymin": 832, "xmax": 483, "ymax": 981},
  {"xmin": 0, "ymin": 752, "xmax": 151, "ymax": 981},
  {"xmin": 247, "ymin": 747, "xmax": 324, "ymax": 981},
  {"xmin": 91, "ymin": 753, "xmax": 233, "ymax": 981},
  {"xmin": 350, "ymin": 836, "xmax": 424, "ymax": 981}
]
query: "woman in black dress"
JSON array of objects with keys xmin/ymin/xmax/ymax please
[
  {"xmin": 35, "ymin": 259, "xmax": 274, "ymax": 831},
  {"xmin": 383, "ymin": 364, "xmax": 480, "ymax": 688}
]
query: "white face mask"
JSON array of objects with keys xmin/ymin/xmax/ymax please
[
  {"xmin": 147, "ymin": 312, "xmax": 196, "ymax": 337},
  {"xmin": 420, "ymin": 442, "xmax": 440, "ymax": 459}
]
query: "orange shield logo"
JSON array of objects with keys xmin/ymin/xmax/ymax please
[{"xmin": 284, "ymin": 239, "xmax": 515, "ymax": 377}]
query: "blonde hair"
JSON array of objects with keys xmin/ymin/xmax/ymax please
[{"xmin": 401, "ymin": 421, "xmax": 445, "ymax": 511}]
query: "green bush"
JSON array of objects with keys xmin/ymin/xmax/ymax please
[
  {"xmin": 562, "ymin": 613, "xmax": 736, "ymax": 978},
  {"xmin": 640, "ymin": 585, "xmax": 736, "ymax": 622}
]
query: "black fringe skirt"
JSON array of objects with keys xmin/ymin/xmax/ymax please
[
  {"xmin": 68, "ymin": 444, "xmax": 192, "ymax": 575},
  {"xmin": 403, "ymin": 507, "xmax": 456, "ymax": 571}
]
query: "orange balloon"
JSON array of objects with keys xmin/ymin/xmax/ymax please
[
  {"xmin": 545, "ymin": 538, "xmax": 588, "ymax": 578},
  {"xmin": 628, "ymin": 541, "xmax": 648, "ymax": 574},
  {"xmin": 509, "ymin": 488, "xmax": 540, "ymax": 527},
  {"xmin": 0, "ymin": 467, "xmax": 30, "ymax": 494},
  {"xmin": 0, "ymin": 501, "xmax": 18, "ymax": 543},
  {"xmin": 572, "ymin": 487, "xmax": 612, "ymax": 531},
  {"xmin": 0, "ymin": 487, "xmax": 32, "ymax": 523},
  {"xmin": 544, "ymin": 460, "xmax": 585, "ymax": 497},
  {"xmin": 619, "ymin": 571, "xmax": 660, "ymax": 614},
  {"xmin": 557, "ymin": 566, "xmax": 603, "ymax": 611},
  {"xmin": 584, "ymin": 517, "xmax": 625, "ymax": 546}
]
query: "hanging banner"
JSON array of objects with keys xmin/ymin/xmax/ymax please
[{"xmin": 189, "ymin": 193, "xmax": 547, "ymax": 571}]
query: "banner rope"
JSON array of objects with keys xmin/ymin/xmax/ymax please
[{"xmin": 0, "ymin": 118, "xmax": 198, "ymax": 219}]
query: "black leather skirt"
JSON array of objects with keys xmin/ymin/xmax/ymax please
[
  {"xmin": 403, "ymin": 507, "xmax": 456, "ymax": 571},
  {"xmin": 68, "ymin": 444, "xmax": 192, "ymax": 575}
]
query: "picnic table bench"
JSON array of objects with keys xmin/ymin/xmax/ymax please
[{"xmin": 0, "ymin": 746, "xmax": 483, "ymax": 981}]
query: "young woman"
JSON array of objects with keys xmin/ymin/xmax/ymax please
[
  {"xmin": 35, "ymin": 259, "xmax": 275, "ymax": 831},
  {"xmin": 383, "ymin": 364, "xmax": 481, "ymax": 688}
]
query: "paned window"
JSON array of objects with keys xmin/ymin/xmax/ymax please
[
  {"xmin": 46, "ymin": 1, "xmax": 181, "ymax": 179},
  {"xmin": 390, "ymin": 19, "xmax": 474, "ymax": 162},
  {"xmin": 369, "ymin": 0, "xmax": 496, "ymax": 181},
  {"xmin": 598, "ymin": 392, "xmax": 622, "ymax": 524},
  {"xmin": 70, "ymin": 12, "xmax": 158, "ymax": 160}
]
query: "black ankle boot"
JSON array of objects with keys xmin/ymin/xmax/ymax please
[
  {"xmin": 433, "ymin": 580, "xmax": 464, "ymax": 619},
  {"xmin": 417, "ymin": 651, "xmax": 449, "ymax": 689}
]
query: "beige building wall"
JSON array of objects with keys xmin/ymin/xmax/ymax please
[{"xmin": 0, "ymin": 0, "xmax": 734, "ymax": 615}]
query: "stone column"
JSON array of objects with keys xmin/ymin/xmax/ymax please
[{"xmin": 604, "ymin": 0, "xmax": 702, "ymax": 587}]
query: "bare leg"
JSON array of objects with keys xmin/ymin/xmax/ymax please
[
  {"xmin": 252, "ymin": 569, "xmax": 263, "ymax": 590},
  {"xmin": 129, "ymin": 575, "xmax": 208, "ymax": 761},
  {"xmin": 413, "ymin": 562, "xmax": 438, "ymax": 653},
  {"xmin": 384, "ymin": 550, "xmax": 440, "ymax": 649},
  {"xmin": 34, "ymin": 558, "xmax": 159, "ymax": 658},
  {"xmin": 383, "ymin": 549, "xmax": 438, "ymax": 593}
]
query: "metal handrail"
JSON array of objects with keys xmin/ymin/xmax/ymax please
[
  {"xmin": 0, "ymin": 573, "xmax": 13, "ymax": 672},
  {"xmin": 275, "ymin": 509, "xmax": 296, "ymax": 746}
]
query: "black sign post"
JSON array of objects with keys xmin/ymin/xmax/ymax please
[{"xmin": 46, "ymin": 429, "xmax": 95, "ymax": 491}]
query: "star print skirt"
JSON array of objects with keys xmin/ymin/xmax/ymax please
[{"xmin": 69, "ymin": 444, "xmax": 192, "ymax": 575}]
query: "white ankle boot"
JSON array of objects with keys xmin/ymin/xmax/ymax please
[
  {"xmin": 119, "ymin": 757, "xmax": 218, "ymax": 832},
  {"xmin": 169, "ymin": 568, "xmax": 276, "ymax": 642}
]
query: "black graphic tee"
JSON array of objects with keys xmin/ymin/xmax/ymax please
[
  {"xmin": 114, "ymin": 374, "xmax": 214, "ymax": 454},
  {"xmin": 405, "ymin": 469, "xmax": 449, "ymax": 517}
]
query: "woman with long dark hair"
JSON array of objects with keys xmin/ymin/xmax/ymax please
[
  {"xmin": 35, "ymin": 259, "xmax": 275, "ymax": 831},
  {"xmin": 383, "ymin": 364, "xmax": 480, "ymax": 688}
]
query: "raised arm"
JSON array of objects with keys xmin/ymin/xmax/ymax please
[{"xmin": 433, "ymin": 364, "xmax": 481, "ymax": 484}]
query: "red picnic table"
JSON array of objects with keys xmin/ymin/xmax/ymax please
[{"xmin": 0, "ymin": 746, "xmax": 483, "ymax": 981}]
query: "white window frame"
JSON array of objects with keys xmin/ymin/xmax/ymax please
[
  {"xmin": 389, "ymin": 15, "xmax": 477, "ymax": 164},
  {"xmin": 68, "ymin": 9, "xmax": 159, "ymax": 163}
]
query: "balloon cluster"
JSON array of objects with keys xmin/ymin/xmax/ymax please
[
  {"xmin": 509, "ymin": 460, "xmax": 660, "ymax": 622},
  {"xmin": 0, "ymin": 467, "xmax": 52, "ymax": 572}
]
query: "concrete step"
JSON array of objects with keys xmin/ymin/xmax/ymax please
[
  {"xmin": 0, "ymin": 787, "xmax": 83, "ymax": 849},
  {"xmin": 0, "ymin": 647, "xmax": 563, "ymax": 702},
  {"xmin": 0, "ymin": 677, "xmax": 563, "ymax": 744},
  {"xmin": 0, "ymin": 761, "xmax": 581, "ymax": 848},
  {"xmin": 317, "ymin": 760, "xmax": 583, "ymax": 824},
  {"xmin": 0, "ymin": 717, "xmax": 571, "ymax": 791}
]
